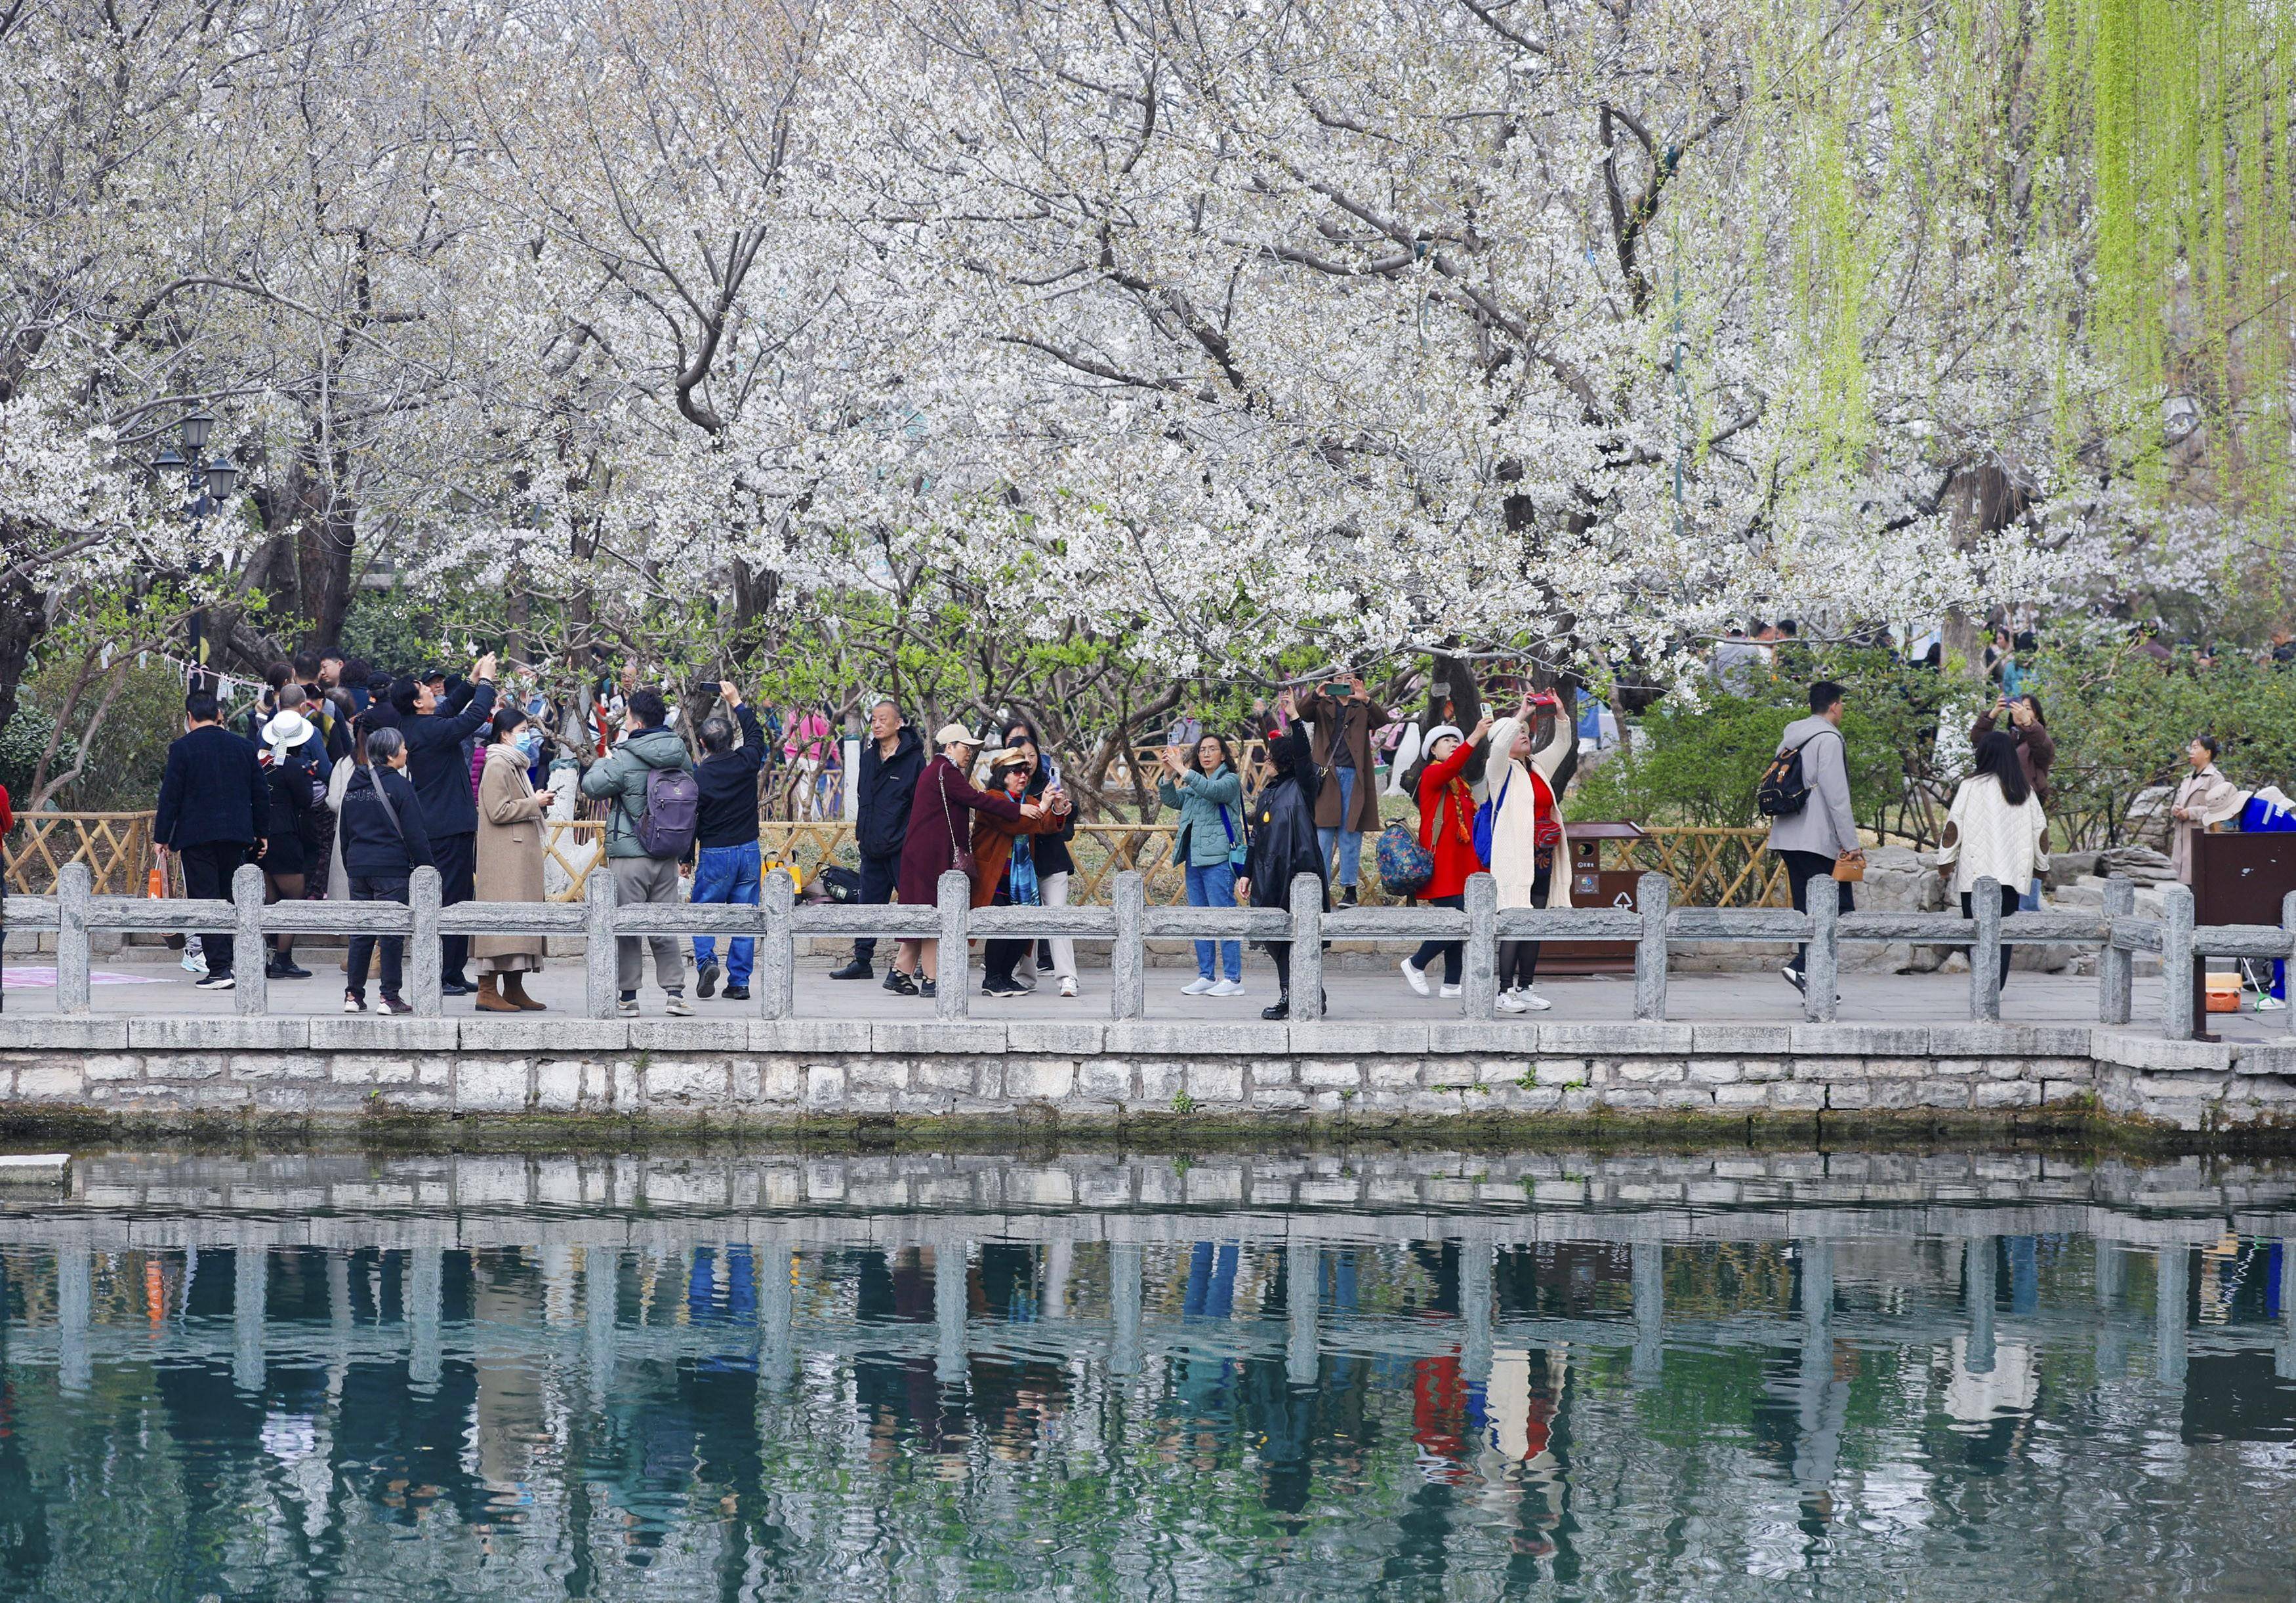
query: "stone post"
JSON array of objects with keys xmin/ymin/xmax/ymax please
[
  {"xmin": 842, "ymin": 739, "xmax": 861, "ymax": 822},
  {"xmin": 1110, "ymin": 1242, "xmax": 1143, "ymax": 1378},
  {"xmin": 55, "ymin": 861, "xmax": 91, "ymax": 1016},
  {"xmin": 1971, "ymin": 876, "xmax": 2003, "ymax": 1023},
  {"xmin": 2283, "ymin": 893, "xmax": 2295, "ymax": 1036},
  {"xmin": 1044, "ymin": 1239, "xmax": 1072, "ymax": 1321},
  {"xmin": 758, "ymin": 872, "xmax": 795, "ymax": 1021},
  {"xmin": 2095, "ymin": 1238, "xmax": 2129, "ymax": 1383},
  {"xmin": 1286, "ymin": 1240, "xmax": 1318, "ymax": 1388},
  {"xmin": 935, "ymin": 870, "xmax": 970, "ymax": 1021},
  {"xmin": 1288, "ymin": 873, "xmax": 1324, "ymax": 1021},
  {"xmin": 234, "ymin": 1244, "xmax": 266, "ymax": 1394},
  {"xmin": 232, "ymin": 862, "xmax": 266, "ymax": 1015},
  {"xmin": 407, "ymin": 866, "xmax": 443, "ymax": 1017},
  {"xmin": 2156, "ymin": 1244, "xmax": 2188, "ymax": 1387},
  {"xmin": 2099, "ymin": 877, "xmax": 2135, "ymax": 1026},
  {"xmin": 2279, "ymin": 1238, "xmax": 2295, "ymax": 1381},
  {"xmin": 1965, "ymin": 1236, "xmax": 1996, "ymax": 1375},
  {"xmin": 584, "ymin": 868, "xmax": 617, "ymax": 1019},
  {"xmin": 57, "ymin": 1244, "xmax": 91, "ymax": 1395},
  {"xmin": 756, "ymin": 1240, "xmax": 794, "ymax": 1396},
  {"xmin": 1462, "ymin": 872, "xmax": 1498, "ymax": 1019},
  {"xmin": 2162, "ymin": 883, "xmax": 2196, "ymax": 1040},
  {"xmin": 934, "ymin": 1238, "xmax": 968, "ymax": 1388},
  {"xmin": 584, "ymin": 1244, "xmax": 617, "ymax": 1404},
  {"xmin": 1803, "ymin": 878, "xmax": 1838, "ymax": 1024},
  {"xmin": 1111, "ymin": 870, "xmax": 1146, "ymax": 1020},
  {"xmin": 1631, "ymin": 1240, "xmax": 1664, "ymax": 1385},
  {"xmin": 409, "ymin": 1242, "xmax": 443, "ymax": 1391},
  {"xmin": 1633, "ymin": 872, "xmax": 1670, "ymax": 1022}
]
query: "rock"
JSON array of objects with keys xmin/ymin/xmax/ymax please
[
  {"xmin": 1855, "ymin": 845, "xmax": 1948, "ymax": 973},
  {"xmin": 2043, "ymin": 851, "xmax": 2101, "ymax": 889}
]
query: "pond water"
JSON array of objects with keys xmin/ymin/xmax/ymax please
[{"xmin": 2, "ymin": 1149, "xmax": 2295, "ymax": 1600}]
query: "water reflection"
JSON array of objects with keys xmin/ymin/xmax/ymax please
[{"xmin": 1, "ymin": 1152, "xmax": 2295, "ymax": 1600}]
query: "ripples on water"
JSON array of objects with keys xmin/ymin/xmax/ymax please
[{"xmin": 1, "ymin": 1150, "xmax": 2295, "ymax": 1601}]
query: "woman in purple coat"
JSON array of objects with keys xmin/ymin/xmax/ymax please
[{"xmin": 890, "ymin": 724, "xmax": 1037, "ymax": 998}]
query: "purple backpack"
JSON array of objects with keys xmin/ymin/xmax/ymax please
[{"xmin": 632, "ymin": 764, "xmax": 700, "ymax": 858}]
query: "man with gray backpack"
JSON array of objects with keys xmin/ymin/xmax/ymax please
[
  {"xmin": 579, "ymin": 687, "xmax": 699, "ymax": 1016},
  {"xmin": 1760, "ymin": 680, "xmax": 1865, "ymax": 996}
]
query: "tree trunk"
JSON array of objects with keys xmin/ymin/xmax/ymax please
[{"xmin": 0, "ymin": 569, "xmax": 47, "ymax": 737}]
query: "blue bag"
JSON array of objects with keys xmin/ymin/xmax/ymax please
[
  {"xmin": 1471, "ymin": 769, "xmax": 1513, "ymax": 870},
  {"xmin": 1218, "ymin": 803, "xmax": 1250, "ymax": 869},
  {"xmin": 1376, "ymin": 821, "xmax": 1433, "ymax": 897}
]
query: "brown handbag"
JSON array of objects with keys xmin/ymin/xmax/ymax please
[
  {"xmin": 942, "ymin": 767, "xmax": 978, "ymax": 878},
  {"xmin": 1831, "ymin": 851, "xmax": 1866, "ymax": 883}
]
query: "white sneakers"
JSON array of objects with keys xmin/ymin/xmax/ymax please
[
  {"xmin": 1184, "ymin": 976, "xmax": 1245, "ymax": 997},
  {"xmin": 1181, "ymin": 977, "xmax": 1216, "ymax": 996},
  {"xmin": 1439, "ymin": 983, "xmax": 1462, "ymax": 999},
  {"xmin": 1207, "ymin": 978, "xmax": 1244, "ymax": 997},
  {"xmin": 1495, "ymin": 986, "xmax": 1552, "ymax": 1013},
  {"xmin": 1059, "ymin": 976, "xmax": 1079, "ymax": 998},
  {"xmin": 1399, "ymin": 958, "xmax": 1430, "ymax": 997},
  {"xmin": 1495, "ymin": 990, "xmax": 1528, "ymax": 1013}
]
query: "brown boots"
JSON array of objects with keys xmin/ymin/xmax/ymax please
[{"xmin": 476, "ymin": 972, "xmax": 546, "ymax": 1011}]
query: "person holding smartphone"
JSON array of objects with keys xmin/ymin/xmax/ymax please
[
  {"xmin": 1300, "ymin": 669, "xmax": 1389, "ymax": 906},
  {"xmin": 1969, "ymin": 689, "xmax": 2056, "ymax": 908}
]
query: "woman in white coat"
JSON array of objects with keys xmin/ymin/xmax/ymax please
[
  {"xmin": 1937, "ymin": 731, "xmax": 2049, "ymax": 991},
  {"xmin": 1485, "ymin": 692, "xmax": 1574, "ymax": 1013}
]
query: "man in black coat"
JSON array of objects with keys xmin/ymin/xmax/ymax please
[
  {"xmin": 154, "ymin": 688, "xmax": 268, "ymax": 987},
  {"xmin": 832, "ymin": 697, "xmax": 925, "ymax": 983},
  {"xmin": 390, "ymin": 651, "xmax": 498, "ymax": 993}
]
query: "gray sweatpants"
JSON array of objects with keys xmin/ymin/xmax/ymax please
[{"xmin": 610, "ymin": 855, "xmax": 686, "ymax": 992}]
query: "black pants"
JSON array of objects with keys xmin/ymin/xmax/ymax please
[
  {"xmin": 346, "ymin": 874, "xmax": 410, "ymax": 999},
  {"xmin": 1409, "ymin": 893, "xmax": 1465, "ymax": 986},
  {"xmin": 1497, "ymin": 868, "xmax": 1552, "ymax": 990},
  {"xmin": 853, "ymin": 849, "xmax": 899, "ymax": 964},
  {"xmin": 1780, "ymin": 849, "xmax": 1855, "ymax": 973},
  {"xmin": 176, "ymin": 840, "xmax": 247, "ymax": 977},
  {"xmin": 984, "ymin": 937, "xmax": 1029, "ymax": 989},
  {"xmin": 1962, "ymin": 885, "xmax": 2020, "ymax": 988},
  {"xmin": 1269, "ymin": 941, "xmax": 1292, "ymax": 993},
  {"xmin": 432, "ymin": 830, "xmax": 476, "ymax": 983}
]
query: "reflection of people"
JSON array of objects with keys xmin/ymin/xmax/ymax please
[{"xmin": 2169, "ymin": 735, "xmax": 2244, "ymax": 882}]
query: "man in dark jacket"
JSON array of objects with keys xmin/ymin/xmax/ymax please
[
  {"xmin": 154, "ymin": 688, "xmax": 269, "ymax": 988},
  {"xmin": 832, "ymin": 698, "xmax": 925, "ymax": 984},
  {"xmin": 689, "ymin": 681, "xmax": 766, "ymax": 1001},
  {"xmin": 337, "ymin": 725, "xmax": 435, "ymax": 1013},
  {"xmin": 391, "ymin": 651, "xmax": 498, "ymax": 994}
]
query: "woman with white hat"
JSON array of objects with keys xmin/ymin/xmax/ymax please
[
  {"xmin": 890, "ymin": 723, "xmax": 1041, "ymax": 998},
  {"xmin": 258, "ymin": 707, "xmax": 322, "ymax": 980}
]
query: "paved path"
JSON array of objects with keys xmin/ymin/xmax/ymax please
[{"xmin": 7, "ymin": 948, "xmax": 2289, "ymax": 1042}]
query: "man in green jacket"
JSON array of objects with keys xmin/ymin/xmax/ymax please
[{"xmin": 578, "ymin": 688, "xmax": 696, "ymax": 1016}]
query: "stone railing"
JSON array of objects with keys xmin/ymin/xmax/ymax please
[{"xmin": 9, "ymin": 862, "xmax": 2294, "ymax": 1040}]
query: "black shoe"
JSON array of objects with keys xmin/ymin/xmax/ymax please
[
  {"xmin": 918, "ymin": 978, "xmax": 937, "ymax": 1000},
  {"xmin": 982, "ymin": 980, "xmax": 1026, "ymax": 999},
  {"xmin": 723, "ymin": 984, "xmax": 750, "ymax": 1001},
  {"xmin": 1262, "ymin": 994, "xmax": 1290, "ymax": 1021},
  {"xmin": 830, "ymin": 959, "xmax": 872, "ymax": 981},
  {"xmin": 267, "ymin": 958, "xmax": 311, "ymax": 980},
  {"xmin": 1782, "ymin": 965, "xmax": 1807, "ymax": 995},
  {"xmin": 440, "ymin": 978, "xmax": 475, "ymax": 997},
  {"xmin": 1340, "ymin": 886, "xmax": 1359, "ymax": 908},
  {"xmin": 884, "ymin": 969, "xmax": 918, "ymax": 996},
  {"xmin": 696, "ymin": 960, "xmax": 721, "ymax": 999}
]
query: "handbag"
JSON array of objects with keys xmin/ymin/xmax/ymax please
[
  {"xmin": 1376, "ymin": 820, "xmax": 1434, "ymax": 897},
  {"xmin": 942, "ymin": 767, "xmax": 977, "ymax": 879},
  {"xmin": 1471, "ymin": 768, "xmax": 1513, "ymax": 869},
  {"xmin": 1831, "ymin": 852, "xmax": 1865, "ymax": 883},
  {"xmin": 1218, "ymin": 803, "xmax": 1250, "ymax": 869}
]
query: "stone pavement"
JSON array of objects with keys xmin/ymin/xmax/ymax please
[{"xmin": 6, "ymin": 946, "xmax": 2289, "ymax": 1043}]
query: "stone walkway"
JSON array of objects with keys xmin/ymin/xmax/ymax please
[{"xmin": 7, "ymin": 947, "xmax": 2289, "ymax": 1042}]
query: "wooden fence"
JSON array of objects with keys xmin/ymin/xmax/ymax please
[{"xmin": 12, "ymin": 862, "xmax": 2291, "ymax": 1040}]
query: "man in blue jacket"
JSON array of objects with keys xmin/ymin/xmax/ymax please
[
  {"xmin": 154, "ymin": 688, "xmax": 268, "ymax": 988},
  {"xmin": 831, "ymin": 698, "xmax": 924, "ymax": 984},
  {"xmin": 390, "ymin": 651, "xmax": 498, "ymax": 994}
]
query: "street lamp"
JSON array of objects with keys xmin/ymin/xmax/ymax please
[
  {"xmin": 152, "ymin": 410, "xmax": 237, "ymax": 507},
  {"xmin": 203, "ymin": 457, "xmax": 238, "ymax": 500},
  {"xmin": 180, "ymin": 410, "xmax": 215, "ymax": 455}
]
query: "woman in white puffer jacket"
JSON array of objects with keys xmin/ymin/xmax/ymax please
[
  {"xmin": 1937, "ymin": 730, "xmax": 2049, "ymax": 992},
  {"xmin": 1483, "ymin": 693, "xmax": 1574, "ymax": 1013}
]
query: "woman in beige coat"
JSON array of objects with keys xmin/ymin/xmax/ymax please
[
  {"xmin": 474, "ymin": 707, "xmax": 555, "ymax": 1011},
  {"xmin": 1483, "ymin": 693, "xmax": 1574, "ymax": 1013}
]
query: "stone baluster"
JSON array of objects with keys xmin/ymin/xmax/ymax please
[
  {"xmin": 935, "ymin": 870, "xmax": 970, "ymax": 1021},
  {"xmin": 1631, "ymin": 1240, "xmax": 1664, "ymax": 1385},
  {"xmin": 1110, "ymin": 1242, "xmax": 1144, "ymax": 1379},
  {"xmin": 1286, "ymin": 1240, "xmax": 1318, "ymax": 1388},
  {"xmin": 1804, "ymin": 878, "xmax": 1839, "ymax": 1024},
  {"xmin": 407, "ymin": 866, "xmax": 442, "ymax": 1016},
  {"xmin": 1633, "ymin": 873, "xmax": 1670, "ymax": 1022},
  {"xmin": 1462, "ymin": 872, "xmax": 1498, "ymax": 1019},
  {"xmin": 2099, "ymin": 878, "xmax": 2135, "ymax": 1026},
  {"xmin": 1971, "ymin": 876, "xmax": 2003, "ymax": 1022},
  {"xmin": 583, "ymin": 869, "xmax": 617, "ymax": 1019},
  {"xmin": 235, "ymin": 1243, "xmax": 267, "ymax": 1394},
  {"xmin": 1288, "ymin": 873, "xmax": 1324, "ymax": 1021},
  {"xmin": 1111, "ymin": 871, "xmax": 1145, "ymax": 1020},
  {"xmin": 758, "ymin": 872, "xmax": 795, "ymax": 1021},
  {"xmin": 2162, "ymin": 883, "xmax": 2196, "ymax": 1040},
  {"xmin": 2156, "ymin": 1244, "xmax": 2188, "ymax": 1387},
  {"xmin": 54, "ymin": 862, "xmax": 91, "ymax": 1015},
  {"xmin": 934, "ymin": 1236, "xmax": 968, "ymax": 1387},
  {"xmin": 232, "ymin": 862, "xmax": 267, "ymax": 1015}
]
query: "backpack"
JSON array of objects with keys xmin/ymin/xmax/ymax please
[
  {"xmin": 1376, "ymin": 820, "xmax": 1434, "ymax": 898},
  {"xmin": 1756, "ymin": 733, "xmax": 1828, "ymax": 818},
  {"xmin": 1471, "ymin": 768, "xmax": 1514, "ymax": 869},
  {"xmin": 632, "ymin": 763, "xmax": 701, "ymax": 858},
  {"xmin": 813, "ymin": 864, "xmax": 863, "ymax": 903}
]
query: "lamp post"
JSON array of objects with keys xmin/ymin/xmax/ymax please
[{"xmin": 153, "ymin": 409, "xmax": 239, "ymax": 683}]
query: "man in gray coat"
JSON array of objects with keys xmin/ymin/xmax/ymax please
[
  {"xmin": 578, "ymin": 687, "xmax": 696, "ymax": 1017},
  {"xmin": 1767, "ymin": 680, "xmax": 1864, "ymax": 992}
]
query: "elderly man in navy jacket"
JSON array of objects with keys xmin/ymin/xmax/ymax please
[
  {"xmin": 390, "ymin": 651, "xmax": 499, "ymax": 994},
  {"xmin": 154, "ymin": 687, "xmax": 269, "ymax": 988}
]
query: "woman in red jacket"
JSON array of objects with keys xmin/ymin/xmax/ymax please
[{"xmin": 1400, "ymin": 715, "xmax": 1492, "ymax": 997}]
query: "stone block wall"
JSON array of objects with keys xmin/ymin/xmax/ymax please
[{"xmin": 0, "ymin": 1017, "xmax": 2292, "ymax": 1138}]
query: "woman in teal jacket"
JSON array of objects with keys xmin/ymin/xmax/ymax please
[{"xmin": 1158, "ymin": 733, "xmax": 1246, "ymax": 996}]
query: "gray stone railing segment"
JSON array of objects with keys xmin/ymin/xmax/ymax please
[
  {"xmin": 232, "ymin": 864, "xmax": 265, "ymax": 1017},
  {"xmin": 1972, "ymin": 875, "xmax": 2005, "ymax": 1023},
  {"xmin": 2164, "ymin": 883, "xmax": 2196, "ymax": 1041},
  {"xmin": 1805, "ymin": 876, "xmax": 1839, "ymax": 1024},
  {"xmin": 13, "ymin": 866, "xmax": 2296, "ymax": 1036},
  {"xmin": 1288, "ymin": 872, "xmax": 1323, "ymax": 1021},
  {"xmin": 758, "ymin": 872, "xmax": 796, "ymax": 1020},
  {"xmin": 934, "ymin": 870, "xmax": 968, "ymax": 1021}
]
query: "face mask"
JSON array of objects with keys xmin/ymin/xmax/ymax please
[{"xmin": 516, "ymin": 731, "xmax": 543, "ymax": 761}]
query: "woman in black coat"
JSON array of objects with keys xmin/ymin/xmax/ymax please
[
  {"xmin": 257, "ymin": 710, "xmax": 320, "ymax": 979},
  {"xmin": 1000, "ymin": 717, "xmax": 1080, "ymax": 994},
  {"xmin": 1235, "ymin": 725, "xmax": 1326, "ymax": 1019}
]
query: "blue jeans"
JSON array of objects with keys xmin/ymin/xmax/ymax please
[
  {"xmin": 1316, "ymin": 766, "xmax": 1362, "ymax": 887},
  {"xmin": 1184, "ymin": 861, "xmax": 1242, "ymax": 981},
  {"xmin": 689, "ymin": 843, "xmax": 760, "ymax": 985}
]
